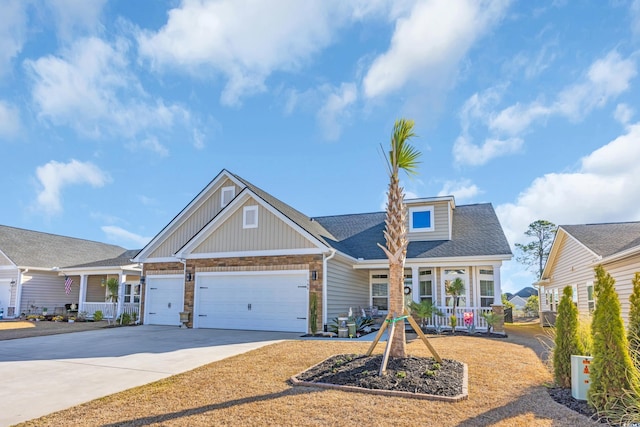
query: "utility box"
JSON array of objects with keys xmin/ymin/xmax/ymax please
[{"xmin": 571, "ymin": 355, "xmax": 593, "ymax": 400}]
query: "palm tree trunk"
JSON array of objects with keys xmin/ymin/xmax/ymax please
[{"xmin": 386, "ymin": 174, "xmax": 407, "ymax": 357}]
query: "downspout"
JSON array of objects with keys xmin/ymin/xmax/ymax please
[{"xmin": 322, "ymin": 249, "xmax": 336, "ymax": 329}]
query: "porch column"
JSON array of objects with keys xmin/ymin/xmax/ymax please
[
  {"xmin": 493, "ymin": 263, "xmax": 502, "ymax": 305},
  {"xmin": 117, "ymin": 273, "xmax": 124, "ymax": 318},
  {"xmin": 78, "ymin": 274, "xmax": 88, "ymax": 312},
  {"xmin": 411, "ymin": 266, "xmax": 420, "ymax": 303}
]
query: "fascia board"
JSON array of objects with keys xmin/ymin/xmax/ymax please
[
  {"xmin": 352, "ymin": 254, "xmax": 510, "ymax": 269},
  {"xmin": 133, "ymin": 169, "xmax": 243, "ymax": 262},
  {"xmin": 598, "ymin": 244, "xmax": 640, "ymax": 265},
  {"xmin": 0, "ymin": 248, "xmax": 16, "ymax": 267}
]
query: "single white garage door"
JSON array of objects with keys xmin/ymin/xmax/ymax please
[
  {"xmin": 145, "ymin": 275, "xmax": 184, "ymax": 326},
  {"xmin": 195, "ymin": 270, "xmax": 308, "ymax": 333}
]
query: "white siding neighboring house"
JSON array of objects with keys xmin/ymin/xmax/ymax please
[
  {"xmin": 539, "ymin": 222, "xmax": 640, "ymax": 325},
  {"xmin": 133, "ymin": 169, "xmax": 513, "ymax": 333},
  {"xmin": 0, "ymin": 226, "xmax": 141, "ymax": 320}
]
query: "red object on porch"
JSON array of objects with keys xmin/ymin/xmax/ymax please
[{"xmin": 463, "ymin": 311, "xmax": 473, "ymax": 326}]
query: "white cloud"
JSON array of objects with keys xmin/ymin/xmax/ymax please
[
  {"xmin": 0, "ymin": 100, "xmax": 21, "ymax": 138},
  {"xmin": 45, "ymin": 0, "xmax": 107, "ymax": 40},
  {"xmin": 317, "ymin": 83, "xmax": 358, "ymax": 141},
  {"xmin": 632, "ymin": 0, "xmax": 640, "ymax": 35},
  {"xmin": 490, "ymin": 51, "xmax": 636, "ymax": 136},
  {"xmin": 456, "ymin": 50, "xmax": 637, "ymax": 165},
  {"xmin": 34, "ymin": 159, "xmax": 111, "ymax": 215},
  {"xmin": 25, "ymin": 36, "xmax": 197, "ymax": 149},
  {"xmin": 496, "ymin": 122, "xmax": 640, "ymax": 247},
  {"xmin": 437, "ymin": 179, "xmax": 481, "ymax": 201},
  {"xmin": 453, "ymin": 135, "xmax": 523, "ymax": 166},
  {"xmin": 136, "ymin": 137, "xmax": 169, "ymax": 157},
  {"xmin": 363, "ymin": 0, "xmax": 510, "ymax": 98},
  {"xmin": 0, "ymin": 0, "xmax": 28, "ymax": 76},
  {"xmin": 101, "ymin": 225, "xmax": 151, "ymax": 248},
  {"xmin": 137, "ymin": 0, "xmax": 352, "ymax": 106},
  {"xmin": 614, "ymin": 103, "xmax": 634, "ymax": 125}
]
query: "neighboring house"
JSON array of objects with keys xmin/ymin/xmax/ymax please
[
  {"xmin": 538, "ymin": 222, "xmax": 640, "ymax": 324},
  {"xmin": 0, "ymin": 225, "xmax": 141, "ymax": 319},
  {"xmin": 133, "ymin": 169, "xmax": 512, "ymax": 333},
  {"xmin": 508, "ymin": 295, "xmax": 528, "ymax": 312}
]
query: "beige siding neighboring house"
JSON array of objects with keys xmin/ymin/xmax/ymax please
[
  {"xmin": 0, "ymin": 225, "xmax": 141, "ymax": 319},
  {"xmin": 539, "ymin": 222, "xmax": 640, "ymax": 324},
  {"xmin": 133, "ymin": 169, "xmax": 513, "ymax": 333}
]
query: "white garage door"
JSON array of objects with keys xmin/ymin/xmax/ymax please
[
  {"xmin": 145, "ymin": 275, "xmax": 184, "ymax": 326},
  {"xmin": 195, "ymin": 270, "xmax": 308, "ymax": 333}
]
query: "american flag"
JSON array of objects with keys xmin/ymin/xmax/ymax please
[{"xmin": 64, "ymin": 276, "xmax": 73, "ymax": 295}]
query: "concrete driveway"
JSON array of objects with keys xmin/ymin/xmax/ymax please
[{"xmin": 0, "ymin": 326, "xmax": 299, "ymax": 426}]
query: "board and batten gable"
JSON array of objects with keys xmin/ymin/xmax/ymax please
[
  {"xmin": 541, "ymin": 231, "xmax": 600, "ymax": 314},
  {"xmin": 147, "ymin": 178, "xmax": 243, "ymax": 259},
  {"xmin": 406, "ymin": 198, "xmax": 453, "ymax": 242},
  {"xmin": 325, "ymin": 255, "xmax": 369, "ymax": 321},
  {"xmin": 191, "ymin": 199, "xmax": 317, "ymax": 254}
]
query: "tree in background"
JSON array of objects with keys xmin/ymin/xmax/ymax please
[
  {"xmin": 553, "ymin": 286, "xmax": 584, "ymax": 388},
  {"xmin": 588, "ymin": 265, "xmax": 639, "ymax": 413},
  {"xmin": 378, "ymin": 118, "xmax": 421, "ymax": 358},
  {"xmin": 524, "ymin": 295, "xmax": 539, "ymax": 317},
  {"xmin": 628, "ymin": 272, "xmax": 640, "ymax": 370},
  {"xmin": 515, "ymin": 220, "xmax": 557, "ymax": 280},
  {"xmin": 445, "ymin": 277, "xmax": 465, "ymax": 333},
  {"xmin": 502, "ymin": 294, "xmax": 515, "ymax": 311}
]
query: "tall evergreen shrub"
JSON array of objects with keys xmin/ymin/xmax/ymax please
[
  {"xmin": 553, "ymin": 286, "xmax": 584, "ymax": 388},
  {"xmin": 628, "ymin": 272, "xmax": 640, "ymax": 370},
  {"xmin": 588, "ymin": 265, "xmax": 640, "ymax": 413}
]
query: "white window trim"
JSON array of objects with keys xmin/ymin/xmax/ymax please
[
  {"xmin": 243, "ymin": 205, "xmax": 259, "ymax": 229},
  {"xmin": 409, "ymin": 206, "xmax": 434, "ymax": 232},
  {"xmin": 221, "ymin": 186, "xmax": 235, "ymax": 207}
]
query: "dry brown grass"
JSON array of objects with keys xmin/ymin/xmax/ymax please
[
  {"xmin": 17, "ymin": 332, "xmax": 599, "ymax": 427},
  {"xmin": 0, "ymin": 320, "xmax": 34, "ymax": 331}
]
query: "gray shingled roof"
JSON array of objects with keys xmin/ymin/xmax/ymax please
[
  {"xmin": 66, "ymin": 249, "xmax": 141, "ymax": 268},
  {"xmin": 562, "ymin": 222, "xmax": 640, "ymax": 258},
  {"xmin": 314, "ymin": 203, "xmax": 512, "ymax": 260},
  {"xmin": 0, "ymin": 225, "xmax": 129, "ymax": 268}
]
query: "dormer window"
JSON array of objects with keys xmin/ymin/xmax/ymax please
[
  {"xmin": 409, "ymin": 206, "xmax": 434, "ymax": 232},
  {"xmin": 243, "ymin": 205, "xmax": 258, "ymax": 229},
  {"xmin": 221, "ymin": 186, "xmax": 235, "ymax": 207}
]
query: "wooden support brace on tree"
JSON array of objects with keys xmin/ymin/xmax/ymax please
[
  {"xmin": 379, "ymin": 313, "xmax": 398, "ymax": 376},
  {"xmin": 366, "ymin": 313, "xmax": 392, "ymax": 357},
  {"xmin": 404, "ymin": 308, "xmax": 442, "ymax": 363}
]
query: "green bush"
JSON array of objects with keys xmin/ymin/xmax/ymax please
[
  {"xmin": 588, "ymin": 265, "xmax": 640, "ymax": 415},
  {"xmin": 309, "ymin": 293, "xmax": 318, "ymax": 335},
  {"xmin": 553, "ymin": 286, "xmax": 584, "ymax": 388},
  {"xmin": 628, "ymin": 272, "xmax": 640, "ymax": 370},
  {"xmin": 118, "ymin": 312, "xmax": 131, "ymax": 325},
  {"xmin": 93, "ymin": 310, "xmax": 103, "ymax": 321}
]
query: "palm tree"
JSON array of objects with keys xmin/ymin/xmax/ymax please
[
  {"xmin": 408, "ymin": 300, "xmax": 442, "ymax": 331},
  {"xmin": 378, "ymin": 118, "xmax": 421, "ymax": 358},
  {"xmin": 105, "ymin": 278, "xmax": 119, "ymax": 325},
  {"xmin": 445, "ymin": 277, "xmax": 465, "ymax": 332}
]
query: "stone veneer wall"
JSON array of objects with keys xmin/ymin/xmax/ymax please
[{"xmin": 143, "ymin": 255, "xmax": 323, "ymax": 330}]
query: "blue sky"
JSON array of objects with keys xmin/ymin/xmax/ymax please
[{"xmin": 2, "ymin": 0, "xmax": 640, "ymax": 293}]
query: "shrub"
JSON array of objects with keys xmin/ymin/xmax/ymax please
[
  {"xmin": 628, "ymin": 272, "xmax": 640, "ymax": 370},
  {"xmin": 93, "ymin": 310, "xmax": 103, "ymax": 321},
  {"xmin": 309, "ymin": 293, "xmax": 318, "ymax": 335},
  {"xmin": 481, "ymin": 311, "xmax": 502, "ymax": 334},
  {"xmin": 553, "ymin": 286, "xmax": 584, "ymax": 388},
  {"xmin": 588, "ymin": 265, "xmax": 640, "ymax": 415},
  {"xmin": 118, "ymin": 312, "xmax": 131, "ymax": 325},
  {"xmin": 408, "ymin": 300, "xmax": 442, "ymax": 330}
]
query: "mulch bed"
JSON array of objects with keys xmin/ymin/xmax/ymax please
[
  {"xmin": 293, "ymin": 353, "xmax": 464, "ymax": 397},
  {"xmin": 548, "ymin": 387, "xmax": 599, "ymax": 421}
]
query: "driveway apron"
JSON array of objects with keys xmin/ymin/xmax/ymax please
[{"xmin": 0, "ymin": 326, "xmax": 298, "ymax": 426}]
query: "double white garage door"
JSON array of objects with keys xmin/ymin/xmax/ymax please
[{"xmin": 145, "ymin": 270, "xmax": 309, "ymax": 333}]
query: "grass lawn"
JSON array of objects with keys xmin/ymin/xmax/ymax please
[{"xmin": 16, "ymin": 329, "xmax": 599, "ymax": 427}]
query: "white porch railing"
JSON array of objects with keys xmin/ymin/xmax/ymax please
[
  {"xmin": 82, "ymin": 302, "xmax": 140, "ymax": 321},
  {"xmin": 420, "ymin": 306, "xmax": 494, "ymax": 331}
]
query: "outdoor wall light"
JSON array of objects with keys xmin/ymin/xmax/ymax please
[
  {"xmin": 140, "ymin": 275, "xmax": 146, "ymax": 285},
  {"xmin": 311, "ymin": 271, "xmax": 318, "ymax": 281},
  {"xmin": 10, "ymin": 279, "xmax": 16, "ymax": 287},
  {"xmin": 186, "ymin": 271, "xmax": 192, "ymax": 282}
]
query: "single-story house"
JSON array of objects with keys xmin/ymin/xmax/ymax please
[
  {"xmin": 133, "ymin": 169, "xmax": 512, "ymax": 333},
  {"xmin": 0, "ymin": 225, "xmax": 141, "ymax": 319},
  {"xmin": 538, "ymin": 221, "xmax": 640, "ymax": 324}
]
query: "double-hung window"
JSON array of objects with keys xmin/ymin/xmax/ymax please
[
  {"xmin": 478, "ymin": 267, "xmax": 494, "ymax": 308},
  {"xmin": 371, "ymin": 273, "xmax": 389, "ymax": 312},
  {"xmin": 419, "ymin": 269, "xmax": 433, "ymax": 304}
]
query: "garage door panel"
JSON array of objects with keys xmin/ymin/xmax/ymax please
[
  {"xmin": 195, "ymin": 271, "xmax": 308, "ymax": 332},
  {"xmin": 145, "ymin": 276, "xmax": 184, "ymax": 326}
]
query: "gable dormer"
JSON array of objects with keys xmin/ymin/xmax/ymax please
[{"xmin": 405, "ymin": 195, "xmax": 455, "ymax": 242}]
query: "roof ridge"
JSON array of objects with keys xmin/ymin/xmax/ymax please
[{"xmin": 0, "ymin": 224, "xmax": 126, "ymax": 249}]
